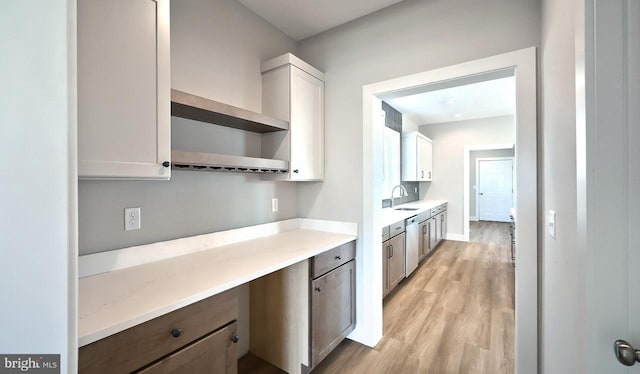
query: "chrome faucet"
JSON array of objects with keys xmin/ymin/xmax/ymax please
[{"xmin": 390, "ymin": 184, "xmax": 408, "ymax": 208}]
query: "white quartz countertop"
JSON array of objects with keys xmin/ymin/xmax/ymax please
[
  {"xmin": 79, "ymin": 223, "xmax": 356, "ymax": 347},
  {"xmin": 381, "ymin": 200, "xmax": 448, "ymax": 227}
]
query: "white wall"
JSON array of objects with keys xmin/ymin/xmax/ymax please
[
  {"xmin": 470, "ymin": 148, "xmax": 516, "ymax": 218},
  {"xmin": 419, "ymin": 116, "xmax": 515, "ymax": 236},
  {"xmin": 0, "ymin": 1, "xmax": 77, "ymax": 372},
  {"xmin": 402, "ymin": 114, "xmax": 420, "ymax": 133},
  {"xmin": 296, "ymin": 0, "xmax": 538, "ymax": 346},
  {"xmin": 540, "ymin": 0, "xmax": 583, "ymax": 372}
]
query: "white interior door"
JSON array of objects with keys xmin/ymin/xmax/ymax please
[
  {"xmin": 588, "ymin": 0, "xmax": 640, "ymax": 372},
  {"xmin": 477, "ymin": 158, "xmax": 513, "ymax": 222}
]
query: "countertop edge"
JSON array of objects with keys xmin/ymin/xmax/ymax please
[
  {"xmin": 381, "ymin": 200, "xmax": 448, "ymax": 227},
  {"xmin": 78, "ymin": 227, "xmax": 356, "ymax": 347}
]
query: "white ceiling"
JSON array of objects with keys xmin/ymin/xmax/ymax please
[
  {"xmin": 385, "ymin": 76, "xmax": 516, "ymax": 125},
  {"xmin": 237, "ymin": 0, "xmax": 406, "ymax": 41}
]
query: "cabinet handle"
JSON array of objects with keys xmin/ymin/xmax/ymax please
[
  {"xmin": 171, "ymin": 328, "xmax": 183, "ymax": 338},
  {"xmin": 423, "ymin": 225, "xmax": 427, "ymax": 234},
  {"xmin": 390, "ymin": 244, "xmax": 394, "ymax": 257},
  {"xmin": 162, "ymin": 161, "xmax": 171, "ymax": 168},
  {"xmin": 230, "ymin": 335, "xmax": 240, "ymax": 344},
  {"xmin": 429, "ymin": 171, "xmax": 431, "ymax": 179},
  {"xmin": 315, "ymin": 287, "xmax": 322, "ymax": 292},
  {"xmin": 421, "ymin": 170, "xmax": 424, "ymax": 178},
  {"xmin": 335, "ymin": 255, "xmax": 342, "ymax": 260},
  {"xmin": 293, "ymin": 169, "xmax": 299, "ymax": 174}
]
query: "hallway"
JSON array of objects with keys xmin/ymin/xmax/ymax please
[{"xmin": 314, "ymin": 221, "xmax": 515, "ymax": 373}]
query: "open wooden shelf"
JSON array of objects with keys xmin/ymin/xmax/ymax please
[
  {"xmin": 171, "ymin": 150, "xmax": 289, "ymax": 174},
  {"xmin": 171, "ymin": 89, "xmax": 288, "ymax": 133}
]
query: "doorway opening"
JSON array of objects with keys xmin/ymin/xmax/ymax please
[
  {"xmin": 464, "ymin": 145, "xmax": 515, "ymax": 241},
  {"xmin": 361, "ymin": 48, "xmax": 537, "ymax": 373}
]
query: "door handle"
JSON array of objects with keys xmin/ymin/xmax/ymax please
[{"xmin": 614, "ymin": 339, "xmax": 640, "ymax": 366}]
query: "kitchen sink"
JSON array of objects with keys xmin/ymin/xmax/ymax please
[{"xmin": 394, "ymin": 207, "xmax": 419, "ymax": 211}]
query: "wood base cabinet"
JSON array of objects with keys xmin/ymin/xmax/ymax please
[
  {"xmin": 137, "ymin": 322, "xmax": 238, "ymax": 374},
  {"xmin": 79, "ymin": 289, "xmax": 239, "ymax": 374},
  {"xmin": 250, "ymin": 241, "xmax": 356, "ymax": 373},
  {"xmin": 383, "ymin": 232, "xmax": 405, "ymax": 298},
  {"xmin": 418, "ymin": 219, "xmax": 432, "ymax": 261}
]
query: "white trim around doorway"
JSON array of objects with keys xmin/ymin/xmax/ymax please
[{"xmin": 362, "ymin": 47, "xmax": 537, "ymax": 374}]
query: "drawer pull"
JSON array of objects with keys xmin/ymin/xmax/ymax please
[
  {"xmin": 315, "ymin": 287, "xmax": 322, "ymax": 292},
  {"xmin": 230, "ymin": 335, "xmax": 240, "ymax": 344},
  {"xmin": 335, "ymin": 255, "xmax": 342, "ymax": 260},
  {"xmin": 171, "ymin": 328, "xmax": 183, "ymax": 338}
]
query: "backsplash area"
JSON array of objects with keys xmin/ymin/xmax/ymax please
[{"xmin": 382, "ymin": 181, "xmax": 420, "ymax": 208}]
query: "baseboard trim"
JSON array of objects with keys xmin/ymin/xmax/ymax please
[
  {"xmin": 445, "ymin": 233, "xmax": 468, "ymax": 242},
  {"xmin": 469, "ymin": 216, "xmax": 479, "ymax": 222}
]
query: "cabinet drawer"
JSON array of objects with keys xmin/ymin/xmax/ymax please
[
  {"xmin": 312, "ymin": 241, "xmax": 356, "ymax": 279},
  {"xmin": 382, "ymin": 226, "xmax": 390, "ymax": 242},
  {"xmin": 136, "ymin": 321, "xmax": 238, "ymax": 374},
  {"xmin": 79, "ymin": 288, "xmax": 238, "ymax": 374},
  {"xmin": 389, "ymin": 220, "xmax": 405, "ymax": 237}
]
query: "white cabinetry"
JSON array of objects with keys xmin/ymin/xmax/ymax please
[
  {"xmin": 401, "ymin": 132, "xmax": 433, "ymax": 182},
  {"xmin": 261, "ymin": 54, "xmax": 324, "ymax": 181},
  {"xmin": 78, "ymin": 0, "xmax": 171, "ymax": 180}
]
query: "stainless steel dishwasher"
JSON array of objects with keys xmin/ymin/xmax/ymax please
[{"xmin": 405, "ymin": 215, "xmax": 419, "ymax": 276}]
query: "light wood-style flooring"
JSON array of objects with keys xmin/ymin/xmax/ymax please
[{"xmin": 240, "ymin": 221, "xmax": 515, "ymax": 374}]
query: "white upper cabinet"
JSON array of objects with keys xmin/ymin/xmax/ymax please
[
  {"xmin": 78, "ymin": 0, "xmax": 171, "ymax": 180},
  {"xmin": 402, "ymin": 131, "xmax": 433, "ymax": 182},
  {"xmin": 261, "ymin": 54, "xmax": 325, "ymax": 181}
]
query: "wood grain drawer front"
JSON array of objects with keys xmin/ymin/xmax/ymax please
[
  {"xmin": 312, "ymin": 241, "xmax": 356, "ymax": 278},
  {"xmin": 389, "ymin": 221, "xmax": 405, "ymax": 237},
  {"xmin": 79, "ymin": 289, "xmax": 238, "ymax": 374},
  {"xmin": 136, "ymin": 321, "xmax": 238, "ymax": 374}
]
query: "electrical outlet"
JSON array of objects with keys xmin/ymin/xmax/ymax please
[
  {"xmin": 125, "ymin": 207, "xmax": 141, "ymax": 231},
  {"xmin": 271, "ymin": 198, "xmax": 278, "ymax": 213},
  {"xmin": 548, "ymin": 210, "xmax": 556, "ymax": 239}
]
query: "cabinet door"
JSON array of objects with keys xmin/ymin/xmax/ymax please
[
  {"xmin": 136, "ymin": 322, "xmax": 238, "ymax": 374},
  {"xmin": 311, "ymin": 261, "xmax": 356, "ymax": 367},
  {"xmin": 78, "ymin": 0, "xmax": 170, "ymax": 180},
  {"xmin": 387, "ymin": 232, "xmax": 406, "ymax": 291},
  {"xmin": 419, "ymin": 221, "xmax": 430, "ymax": 259},
  {"xmin": 417, "ymin": 136, "xmax": 429, "ymax": 181},
  {"xmin": 429, "ymin": 218, "xmax": 438, "ymax": 249},
  {"xmin": 424, "ymin": 139, "xmax": 433, "ymax": 181},
  {"xmin": 440, "ymin": 211, "xmax": 447, "ymax": 241},
  {"xmin": 290, "ymin": 66, "xmax": 324, "ymax": 180},
  {"xmin": 382, "ymin": 241, "xmax": 389, "ymax": 297}
]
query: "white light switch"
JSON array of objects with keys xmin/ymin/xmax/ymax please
[
  {"xmin": 125, "ymin": 207, "xmax": 141, "ymax": 231},
  {"xmin": 271, "ymin": 198, "xmax": 278, "ymax": 213},
  {"xmin": 548, "ymin": 210, "xmax": 556, "ymax": 239}
]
